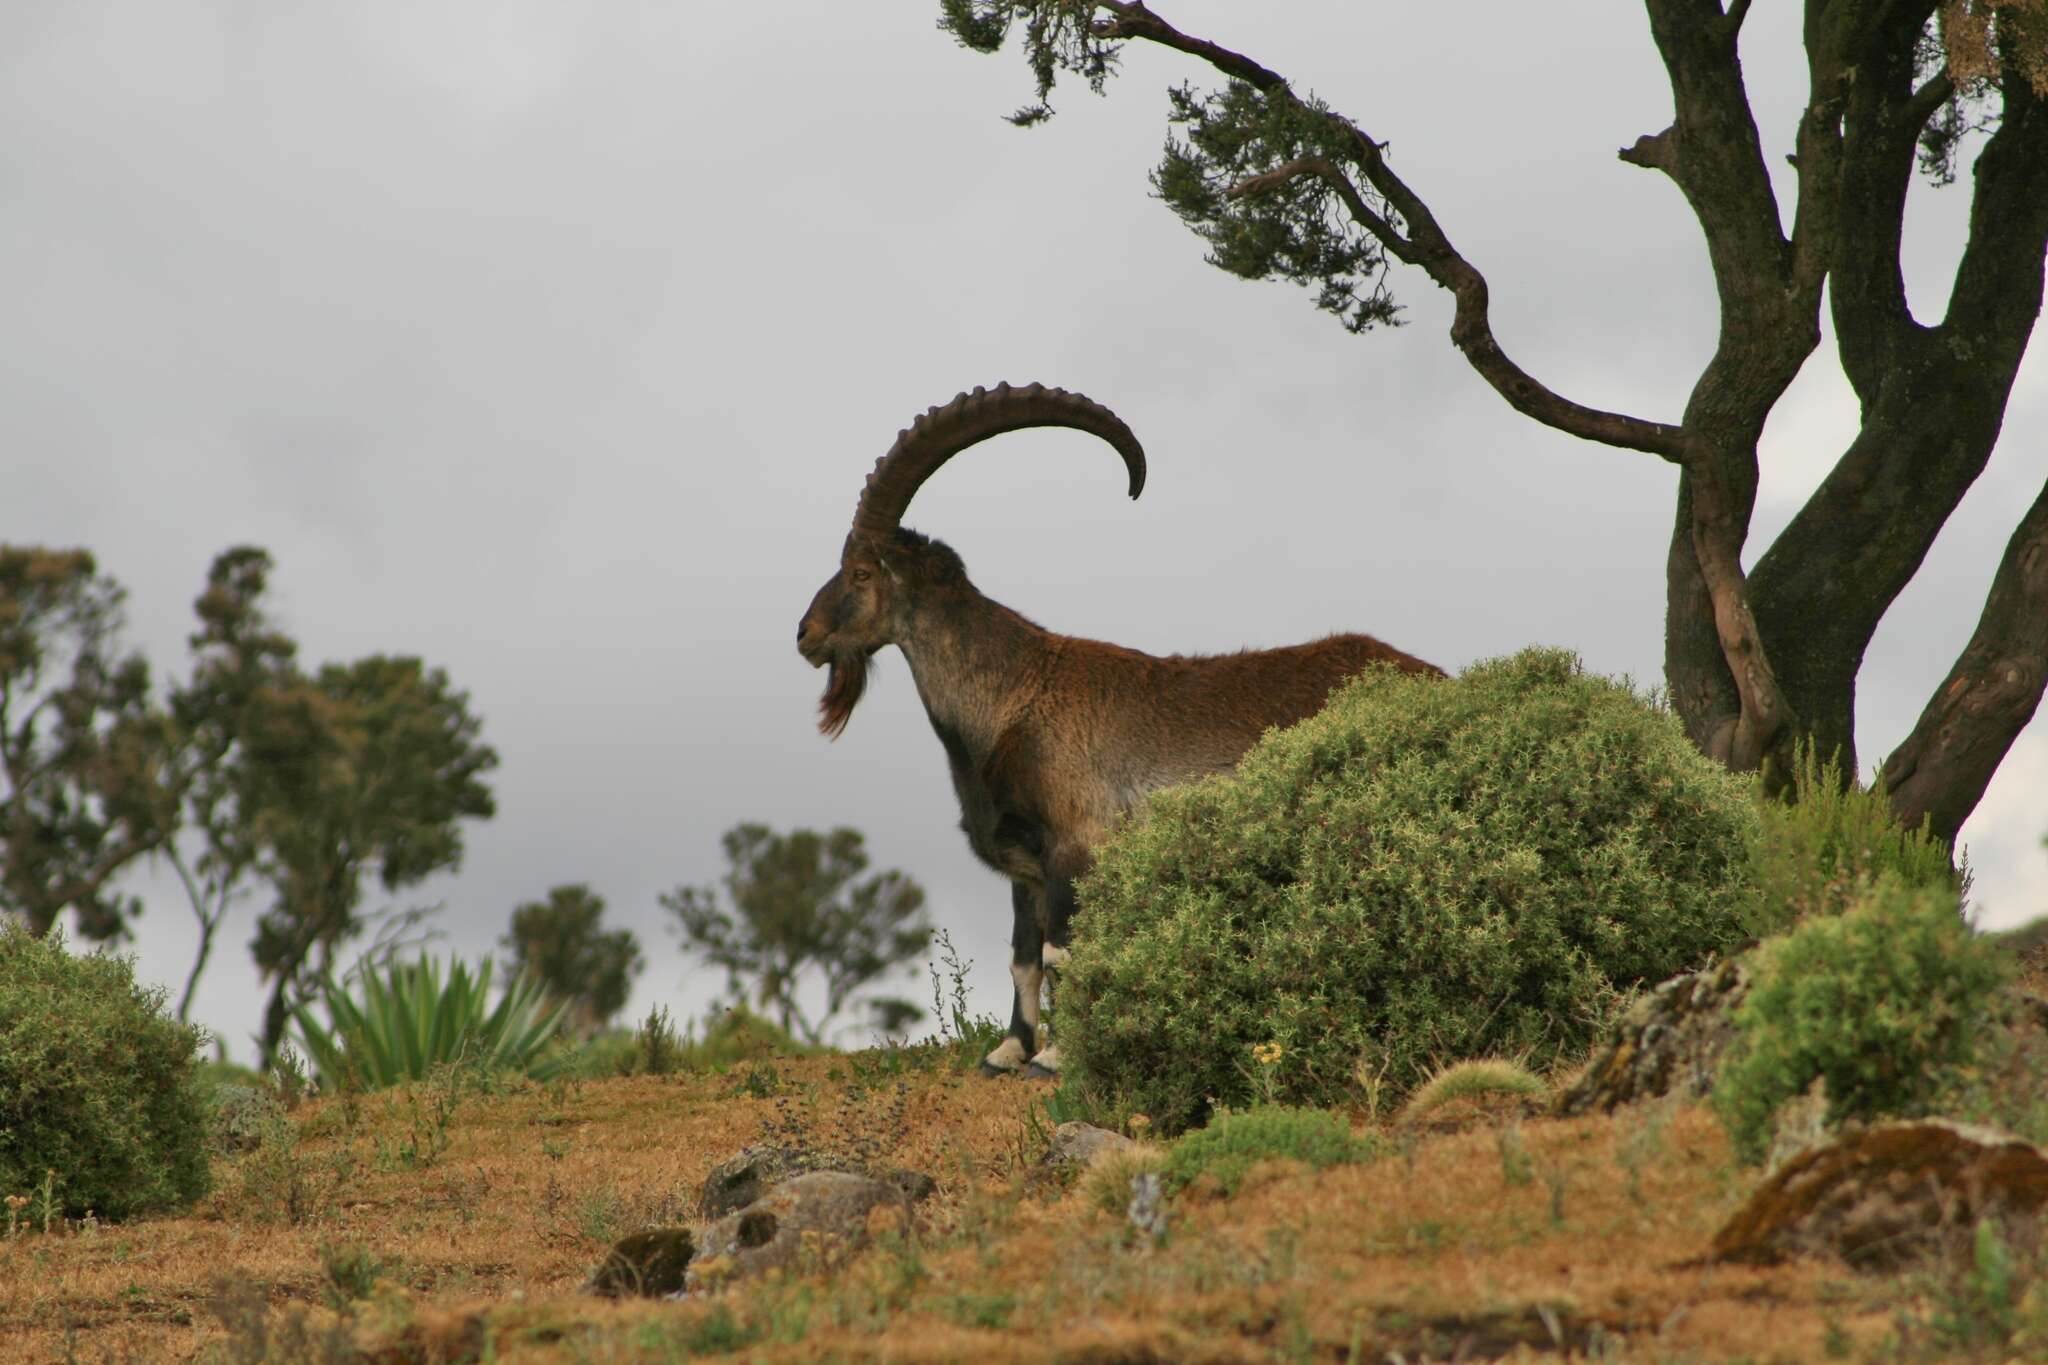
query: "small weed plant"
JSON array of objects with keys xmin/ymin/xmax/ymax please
[
  {"xmin": 1746, "ymin": 741, "xmax": 1965, "ymax": 938},
  {"xmin": 1163, "ymin": 1105, "xmax": 1379, "ymax": 1197},
  {"xmin": 1714, "ymin": 876, "xmax": 2011, "ymax": 1164},
  {"xmin": 927, "ymin": 928, "xmax": 1005, "ymax": 1064},
  {"xmin": 637, "ymin": 1004, "xmax": 684, "ymax": 1075}
]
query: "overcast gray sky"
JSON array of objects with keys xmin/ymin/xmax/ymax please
[{"xmin": 4, "ymin": 2, "xmax": 2042, "ymax": 1062}]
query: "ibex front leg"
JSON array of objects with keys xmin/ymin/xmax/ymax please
[{"xmin": 980, "ymin": 881, "xmax": 1043, "ymax": 1076}]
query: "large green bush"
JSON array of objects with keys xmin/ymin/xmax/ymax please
[
  {"xmin": 0, "ymin": 922, "xmax": 213, "ymax": 1219},
  {"xmin": 1061, "ymin": 647, "xmax": 1758, "ymax": 1133},
  {"xmin": 1713, "ymin": 876, "xmax": 2011, "ymax": 1164}
]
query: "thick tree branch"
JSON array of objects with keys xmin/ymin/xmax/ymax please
[
  {"xmin": 1940, "ymin": 69, "xmax": 2048, "ymax": 351},
  {"xmin": 1093, "ymin": 1, "xmax": 1285, "ymax": 90},
  {"xmin": 1751, "ymin": 27, "xmax": 2047, "ymax": 772},
  {"xmin": 1879, "ymin": 475, "xmax": 2048, "ymax": 845},
  {"xmin": 1826, "ymin": 2, "xmax": 1943, "ymax": 396},
  {"xmin": 1637, "ymin": 0, "xmax": 1797, "ymax": 362}
]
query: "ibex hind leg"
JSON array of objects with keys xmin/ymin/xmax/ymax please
[
  {"xmin": 1024, "ymin": 869, "xmax": 1082, "ymax": 1079},
  {"xmin": 981, "ymin": 881, "xmax": 1044, "ymax": 1076}
]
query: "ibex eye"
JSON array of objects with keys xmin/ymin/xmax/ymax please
[{"xmin": 851, "ymin": 568, "xmax": 871, "ymax": 583}]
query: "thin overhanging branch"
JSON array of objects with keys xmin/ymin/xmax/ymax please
[{"xmin": 1109, "ymin": 4, "xmax": 1687, "ymax": 461}]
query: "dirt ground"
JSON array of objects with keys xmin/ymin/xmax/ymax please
[{"xmin": 3, "ymin": 1033, "xmax": 2003, "ymax": 1365}]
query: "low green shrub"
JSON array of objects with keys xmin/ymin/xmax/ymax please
[
  {"xmin": 1745, "ymin": 741, "xmax": 1966, "ymax": 938},
  {"xmin": 551, "ymin": 1004, "xmax": 816, "ymax": 1079},
  {"xmin": 1162, "ymin": 1106, "xmax": 1377, "ymax": 1196},
  {"xmin": 0, "ymin": 922, "xmax": 213, "ymax": 1219},
  {"xmin": 1713, "ymin": 876, "xmax": 2011, "ymax": 1164},
  {"xmin": 1062, "ymin": 648, "xmax": 1758, "ymax": 1132}
]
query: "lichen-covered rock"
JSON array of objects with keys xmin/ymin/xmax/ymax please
[
  {"xmin": 1045, "ymin": 1122, "xmax": 1138, "ymax": 1168},
  {"xmin": 699, "ymin": 1145, "xmax": 796, "ymax": 1218},
  {"xmin": 700, "ymin": 1145, "xmax": 935, "ymax": 1219},
  {"xmin": 687, "ymin": 1171, "xmax": 915, "ymax": 1292},
  {"xmin": 587, "ymin": 1228, "xmax": 694, "ymax": 1298},
  {"xmin": 1712, "ymin": 1119, "xmax": 2048, "ymax": 1270},
  {"xmin": 1556, "ymin": 958, "xmax": 1750, "ymax": 1116}
]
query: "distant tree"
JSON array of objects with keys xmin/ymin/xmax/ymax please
[
  {"xmin": 936, "ymin": 1, "xmax": 2048, "ymax": 842},
  {"xmin": 244, "ymin": 654, "xmax": 498, "ymax": 1064},
  {"xmin": 501, "ymin": 884, "xmax": 644, "ymax": 1038},
  {"xmin": 159, "ymin": 547, "xmax": 299, "ymax": 1020},
  {"xmin": 661, "ymin": 824, "xmax": 933, "ymax": 1045},
  {"xmin": 0, "ymin": 547, "xmax": 178, "ymax": 941}
]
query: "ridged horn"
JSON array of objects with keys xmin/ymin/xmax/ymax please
[{"xmin": 847, "ymin": 383, "xmax": 1146, "ymax": 548}]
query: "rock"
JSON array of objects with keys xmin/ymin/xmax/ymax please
[
  {"xmin": 1046, "ymin": 1121, "xmax": 1138, "ymax": 1167},
  {"xmin": 687, "ymin": 1171, "xmax": 917, "ymax": 1292},
  {"xmin": 1712, "ymin": 1119, "xmax": 2048, "ymax": 1270},
  {"xmin": 701, "ymin": 1146, "xmax": 935, "ymax": 1219},
  {"xmin": 699, "ymin": 1145, "xmax": 796, "ymax": 1218},
  {"xmin": 587, "ymin": 1228, "xmax": 695, "ymax": 1298},
  {"xmin": 1556, "ymin": 957, "xmax": 1750, "ymax": 1116}
]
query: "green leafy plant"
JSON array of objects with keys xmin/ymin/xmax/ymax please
[
  {"xmin": 290, "ymin": 952, "xmax": 568, "ymax": 1091},
  {"xmin": 1746, "ymin": 740, "xmax": 1966, "ymax": 938},
  {"xmin": 0, "ymin": 922, "xmax": 212, "ymax": 1219},
  {"xmin": 1063, "ymin": 648, "xmax": 1757, "ymax": 1132},
  {"xmin": 1162, "ymin": 1106, "xmax": 1378, "ymax": 1197},
  {"xmin": 1713, "ymin": 876, "xmax": 2012, "ymax": 1165}
]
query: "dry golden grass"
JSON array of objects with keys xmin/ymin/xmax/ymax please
[{"xmin": 0, "ymin": 1050, "xmax": 1977, "ymax": 1363}]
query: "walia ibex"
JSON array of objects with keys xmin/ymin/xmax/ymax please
[{"xmin": 798, "ymin": 383, "xmax": 1444, "ymax": 1077}]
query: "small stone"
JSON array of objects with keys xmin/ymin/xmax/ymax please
[
  {"xmin": 1046, "ymin": 1122, "xmax": 1138, "ymax": 1167},
  {"xmin": 588, "ymin": 1227, "xmax": 695, "ymax": 1298}
]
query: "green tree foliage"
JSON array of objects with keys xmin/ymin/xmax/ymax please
[
  {"xmin": 1062, "ymin": 648, "xmax": 1757, "ymax": 1134},
  {"xmin": 0, "ymin": 547, "xmax": 178, "ymax": 941},
  {"xmin": 0, "ymin": 921, "xmax": 212, "ymax": 1219},
  {"xmin": 160, "ymin": 547, "xmax": 301, "ymax": 1019},
  {"xmin": 290, "ymin": 953, "xmax": 568, "ymax": 1090},
  {"xmin": 662, "ymin": 824, "xmax": 933, "ymax": 1046},
  {"xmin": 1714, "ymin": 877, "xmax": 2012, "ymax": 1165},
  {"xmin": 245, "ymin": 655, "xmax": 498, "ymax": 1063},
  {"xmin": 934, "ymin": 2, "xmax": 2048, "ymax": 847},
  {"xmin": 500, "ymin": 883, "xmax": 644, "ymax": 1038}
]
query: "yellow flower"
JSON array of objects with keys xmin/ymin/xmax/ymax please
[
  {"xmin": 1251, "ymin": 1042, "xmax": 1285, "ymax": 1066},
  {"xmin": 1127, "ymin": 1113, "xmax": 1152, "ymax": 1136}
]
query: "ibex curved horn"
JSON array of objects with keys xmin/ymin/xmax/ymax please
[{"xmin": 847, "ymin": 383, "xmax": 1146, "ymax": 547}]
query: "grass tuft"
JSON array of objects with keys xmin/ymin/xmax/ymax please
[{"xmin": 1398, "ymin": 1058, "xmax": 1547, "ymax": 1128}]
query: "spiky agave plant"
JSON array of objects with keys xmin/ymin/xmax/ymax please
[{"xmin": 291, "ymin": 954, "xmax": 570, "ymax": 1090}]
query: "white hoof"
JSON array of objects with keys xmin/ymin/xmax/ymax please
[
  {"xmin": 981, "ymin": 1035, "xmax": 1029, "ymax": 1074},
  {"xmin": 1041, "ymin": 943, "xmax": 1070, "ymax": 970},
  {"xmin": 1024, "ymin": 1044, "xmax": 1061, "ymax": 1078}
]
